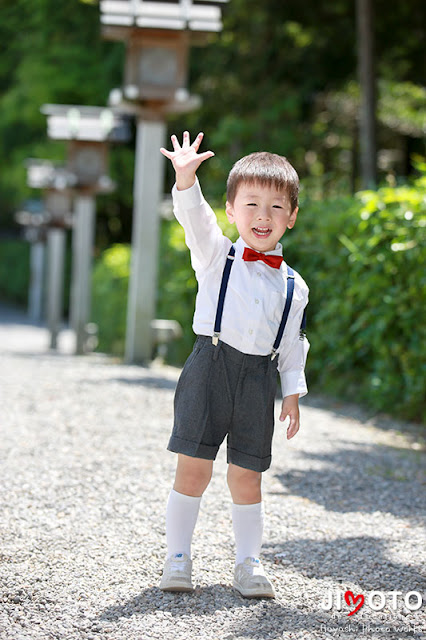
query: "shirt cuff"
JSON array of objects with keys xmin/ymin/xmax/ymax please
[
  {"xmin": 172, "ymin": 177, "xmax": 204, "ymax": 210},
  {"xmin": 280, "ymin": 370, "xmax": 308, "ymax": 399}
]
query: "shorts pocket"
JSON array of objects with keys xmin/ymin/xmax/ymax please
[{"xmin": 175, "ymin": 342, "xmax": 202, "ymax": 391}]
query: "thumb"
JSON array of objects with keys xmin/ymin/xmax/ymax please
[
  {"xmin": 198, "ymin": 151, "xmax": 215, "ymax": 163},
  {"xmin": 279, "ymin": 406, "xmax": 288, "ymax": 422}
]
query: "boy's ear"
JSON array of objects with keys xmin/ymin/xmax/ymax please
[
  {"xmin": 225, "ymin": 201, "xmax": 235, "ymax": 224},
  {"xmin": 287, "ymin": 206, "xmax": 299, "ymax": 229}
]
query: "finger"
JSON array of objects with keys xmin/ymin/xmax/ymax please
[
  {"xmin": 191, "ymin": 131, "xmax": 204, "ymax": 151},
  {"xmin": 279, "ymin": 408, "xmax": 288, "ymax": 422},
  {"xmin": 171, "ymin": 134, "xmax": 181, "ymax": 151},
  {"xmin": 287, "ymin": 415, "xmax": 299, "ymax": 439},
  {"xmin": 198, "ymin": 151, "xmax": 215, "ymax": 162},
  {"xmin": 160, "ymin": 147, "xmax": 174, "ymax": 159},
  {"xmin": 182, "ymin": 130, "xmax": 190, "ymax": 148}
]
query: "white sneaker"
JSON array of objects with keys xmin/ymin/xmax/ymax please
[
  {"xmin": 233, "ymin": 557, "xmax": 275, "ymax": 598},
  {"xmin": 159, "ymin": 553, "xmax": 194, "ymax": 592}
]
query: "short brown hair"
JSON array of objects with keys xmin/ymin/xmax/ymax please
[{"xmin": 226, "ymin": 152, "xmax": 299, "ymax": 211}]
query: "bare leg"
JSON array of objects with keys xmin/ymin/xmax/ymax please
[
  {"xmin": 227, "ymin": 462, "xmax": 262, "ymax": 504},
  {"xmin": 174, "ymin": 453, "xmax": 214, "ymax": 497}
]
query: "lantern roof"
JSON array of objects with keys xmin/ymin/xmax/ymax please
[
  {"xmin": 100, "ymin": 0, "xmax": 228, "ymax": 34},
  {"xmin": 40, "ymin": 105, "xmax": 131, "ymax": 142},
  {"xmin": 25, "ymin": 160, "xmax": 77, "ymax": 190}
]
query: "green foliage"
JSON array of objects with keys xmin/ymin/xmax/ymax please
[
  {"xmin": 0, "ymin": 0, "xmax": 425, "ymax": 242},
  {"xmin": 91, "ymin": 244, "xmax": 130, "ymax": 355},
  {"xmin": 168, "ymin": 0, "xmax": 426, "ymax": 200},
  {"xmin": 290, "ymin": 169, "xmax": 426, "ymax": 422},
  {"xmin": 379, "ymin": 81, "xmax": 426, "ymax": 137},
  {"xmin": 0, "ymin": 239, "xmax": 30, "ymax": 305},
  {"xmin": 0, "ymin": 0, "xmax": 127, "ymax": 233}
]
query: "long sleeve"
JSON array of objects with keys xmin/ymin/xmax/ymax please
[
  {"xmin": 172, "ymin": 178, "xmax": 225, "ymax": 274},
  {"xmin": 277, "ymin": 275, "xmax": 310, "ymax": 398}
]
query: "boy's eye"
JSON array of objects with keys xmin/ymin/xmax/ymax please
[
  {"xmin": 246, "ymin": 202, "xmax": 257, "ymax": 206},
  {"xmin": 273, "ymin": 205, "xmax": 283, "ymax": 209}
]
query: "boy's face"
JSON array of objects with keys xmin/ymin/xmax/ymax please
[{"xmin": 226, "ymin": 182, "xmax": 298, "ymax": 252}]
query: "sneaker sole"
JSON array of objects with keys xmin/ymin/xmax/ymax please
[
  {"xmin": 233, "ymin": 580, "xmax": 275, "ymax": 599},
  {"xmin": 159, "ymin": 581, "xmax": 194, "ymax": 593}
]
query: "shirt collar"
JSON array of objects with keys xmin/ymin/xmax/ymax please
[{"xmin": 235, "ymin": 236, "xmax": 283, "ymax": 257}]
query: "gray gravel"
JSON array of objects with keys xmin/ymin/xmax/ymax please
[{"xmin": 0, "ymin": 307, "xmax": 425, "ymax": 640}]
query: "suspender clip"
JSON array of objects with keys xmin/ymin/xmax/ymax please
[
  {"xmin": 271, "ymin": 348, "xmax": 278, "ymax": 361},
  {"xmin": 212, "ymin": 332, "xmax": 220, "ymax": 346}
]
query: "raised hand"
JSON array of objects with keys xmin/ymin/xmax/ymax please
[{"xmin": 160, "ymin": 131, "xmax": 214, "ymax": 191}]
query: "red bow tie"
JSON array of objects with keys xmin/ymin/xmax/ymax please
[{"xmin": 242, "ymin": 247, "xmax": 283, "ymax": 269}]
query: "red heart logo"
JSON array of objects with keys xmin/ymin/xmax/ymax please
[{"xmin": 344, "ymin": 590, "xmax": 365, "ymax": 616}]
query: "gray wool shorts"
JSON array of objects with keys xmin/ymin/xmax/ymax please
[{"xmin": 168, "ymin": 335, "xmax": 279, "ymax": 472}]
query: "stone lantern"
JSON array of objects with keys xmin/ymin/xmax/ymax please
[
  {"xmin": 40, "ymin": 105, "xmax": 131, "ymax": 354},
  {"xmin": 100, "ymin": 0, "xmax": 229, "ymax": 363},
  {"xmin": 21, "ymin": 160, "xmax": 75, "ymax": 348}
]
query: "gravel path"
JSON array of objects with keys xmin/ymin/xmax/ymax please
[{"xmin": 0, "ymin": 308, "xmax": 425, "ymax": 640}]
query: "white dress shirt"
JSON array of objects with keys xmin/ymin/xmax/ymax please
[{"xmin": 172, "ymin": 178, "xmax": 310, "ymax": 398}]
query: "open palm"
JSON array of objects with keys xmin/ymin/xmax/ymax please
[{"xmin": 160, "ymin": 131, "xmax": 214, "ymax": 177}]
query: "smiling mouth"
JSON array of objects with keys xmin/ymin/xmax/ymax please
[{"xmin": 252, "ymin": 227, "xmax": 272, "ymax": 238}]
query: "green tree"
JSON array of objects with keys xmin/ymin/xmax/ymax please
[
  {"xmin": 0, "ymin": 0, "xmax": 424, "ymax": 237},
  {"xmin": 168, "ymin": 0, "xmax": 425, "ymax": 199},
  {"xmin": 0, "ymin": 0, "xmax": 130, "ymax": 236}
]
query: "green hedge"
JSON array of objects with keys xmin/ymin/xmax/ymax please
[
  {"xmin": 290, "ymin": 171, "xmax": 426, "ymax": 422},
  {"xmin": 0, "ymin": 239, "xmax": 30, "ymax": 305},
  {"xmin": 91, "ymin": 243, "xmax": 130, "ymax": 356},
  {"xmin": 91, "ymin": 172, "xmax": 425, "ymax": 422},
  {"xmin": 0, "ymin": 237, "xmax": 72, "ymax": 314}
]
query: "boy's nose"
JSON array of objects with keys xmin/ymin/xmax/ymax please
[{"xmin": 257, "ymin": 209, "xmax": 271, "ymax": 221}]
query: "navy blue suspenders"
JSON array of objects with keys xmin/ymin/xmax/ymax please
[
  {"xmin": 271, "ymin": 266, "xmax": 295, "ymax": 360},
  {"xmin": 212, "ymin": 245, "xmax": 302, "ymax": 360},
  {"xmin": 212, "ymin": 245, "xmax": 236, "ymax": 346}
]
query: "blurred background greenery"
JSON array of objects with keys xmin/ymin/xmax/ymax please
[{"xmin": 0, "ymin": 0, "xmax": 425, "ymax": 421}]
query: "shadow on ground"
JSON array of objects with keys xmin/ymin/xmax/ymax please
[
  {"xmin": 264, "ymin": 534, "xmax": 424, "ymax": 591},
  {"xmin": 272, "ymin": 443, "xmax": 425, "ymax": 521},
  {"xmin": 75, "ymin": 374, "xmax": 178, "ymax": 391},
  {"xmin": 109, "ymin": 376, "xmax": 177, "ymax": 391},
  {"xmin": 302, "ymin": 394, "xmax": 425, "ymax": 443},
  {"xmin": 98, "ymin": 580, "xmax": 419, "ymax": 640}
]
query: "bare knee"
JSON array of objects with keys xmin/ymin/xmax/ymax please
[
  {"xmin": 173, "ymin": 454, "xmax": 213, "ymax": 497},
  {"xmin": 227, "ymin": 464, "xmax": 262, "ymax": 504}
]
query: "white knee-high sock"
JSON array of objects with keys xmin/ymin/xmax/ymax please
[
  {"xmin": 232, "ymin": 501, "xmax": 264, "ymax": 566},
  {"xmin": 165, "ymin": 489, "xmax": 202, "ymax": 559}
]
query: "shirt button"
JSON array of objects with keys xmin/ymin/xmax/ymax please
[
  {"xmin": 248, "ymin": 329, "xmax": 253, "ymax": 335},
  {"xmin": 255, "ymin": 299, "xmax": 259, "ymax": 304},
  {"xmin": 257, "ymin": 272, "xmax": 262, "ymax": 277}
]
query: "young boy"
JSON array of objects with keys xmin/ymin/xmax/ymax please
[{"xmin": 159, "ymin": 131, "xmax": 309, "ymax": 598}]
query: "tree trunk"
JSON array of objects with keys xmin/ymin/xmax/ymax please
[{"xmin": 356, "ymin": 0, "xmax": 377, "ymax": 189}]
